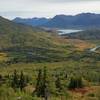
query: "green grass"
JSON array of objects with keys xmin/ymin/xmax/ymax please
[{"xmin": 0, "ymin": 50, "xmax": 100, "ymax": 100}]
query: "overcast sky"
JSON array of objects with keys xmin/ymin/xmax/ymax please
[{"xmin": 0, "ymin": 0, "xmax": 100, "ymax": 19}]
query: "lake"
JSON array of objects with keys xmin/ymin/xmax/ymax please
[{"xmin": 57, "ymin": 29, "xmax": 82, "ymax": 35}]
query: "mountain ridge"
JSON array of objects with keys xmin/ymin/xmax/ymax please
[
  {"xmin": 13, "ymin": 17, "xmax": 50, "ymax": 26},
  {"xmin": 13, "ymin": 13, "xmax": 100, "ymax": 28}
]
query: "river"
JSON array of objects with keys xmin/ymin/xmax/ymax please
[{"xmin": 90, "ymin": 46, "xmax": 100, "ymax": 52}]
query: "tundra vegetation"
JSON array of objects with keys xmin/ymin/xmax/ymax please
[{"xmin": 0, "ymin": 16, "xmax": 100, "ymax": 100}]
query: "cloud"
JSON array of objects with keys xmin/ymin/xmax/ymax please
[
  {"xmin": 0, "ymin": 0, "xmax": 100, "ymax": 19},
  {"xmin": 32, "ymin": 0, "xmax": 100, "ymax": 3}
]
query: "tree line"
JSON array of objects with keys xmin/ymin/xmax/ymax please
[{"xmin": 0, "ymin": 67, "xmax": 94, "ymax": 100}]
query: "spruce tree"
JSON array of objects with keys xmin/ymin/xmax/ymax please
[
  {"xmin": 68, "ymin": 76, "xmax": 84, "ymax": 89},
  {"xmin": 55, "ymin": 76, "xmax": 62, "ymax": 92},
  {"xmin": 43, "ymin": 66, "xmax": 48, "ymax": 100},
  {"xmin": 0, "ymin": 74, "xmax": 3, "ymax": 85},
  {"xmin": 77, "ymin": 77, "xmax": 83, "ymax": 88},
  {"xmin": 19, "ymin": 71, "xmax": 26, "ymax": 91},
  {"xmin": 34, "ymin": 67, "xmax": 49, "ymax": 100},
  {"xmin": 35, "ymin": 69, "xmax": 43, "ymax": 97},
  {"xmin": 11, "ymin": 70, "xmax": 19, "ymax": 89},
  {"xmin": 0, "ymin": 74, "xmax": 2, "ymax": 81}
]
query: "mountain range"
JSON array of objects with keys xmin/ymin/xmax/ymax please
[
  {"xmin": 13, "ymin": 13, "xmax": 100, "ymax": 29},
  {"xmin": 13, "ymin": 17, "xmax": 50, "ymax": 26}
]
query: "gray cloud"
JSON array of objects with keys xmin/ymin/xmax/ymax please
[
  {"xmin": 31, "ymin": 0, "xmax": 100, "ymax": 3},
  {"xmin": 0, "ymin": 0, "xmax": 100, "ymax": 19}
]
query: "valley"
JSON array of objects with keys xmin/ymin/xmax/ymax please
[
  {"xmin": 0, "ymin": 16, "xmax": 100, "ymax": 100},
  {"xmin": 0, "ymin": 0, "xmax": 100, "ymax": 99}
]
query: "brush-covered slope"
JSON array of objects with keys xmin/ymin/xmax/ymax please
[
  {"xmin": 0, "ymin": 16, "xmax": 55, "ymax": 49},
  {"xmin": 0, "ymin": 16, "xmax": 74, "ymax": 62}
]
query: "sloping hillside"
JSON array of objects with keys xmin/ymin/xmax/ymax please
[
  {"xmin": 0, "ymin": 16, "xmax": 74, "ymax": 62},
  {"xmin": 0, "ymin": 16, "xmax": 56, "ymax": 49}
]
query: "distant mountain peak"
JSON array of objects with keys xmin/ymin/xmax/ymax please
[
  {"xmin": 13, "ymin": 17, "xmax": 50, "ymax": 26},
  {"xmin": 13, "ymin": 13, "xmax": 100, "ymax": 28}
]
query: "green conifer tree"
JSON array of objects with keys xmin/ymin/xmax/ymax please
[
  {"xmin": 34, "ymin": 67, "xmax": 49, "ymax": 100},
  {"xmin": 35, "ymin": 69, "xmax": 43, "ymax": 97},
  {"xmin": 43, "ymin": 66, "xmax": 49, "ymax": 100},
  {"xmin": 11, "ymin": 70, "xmax": 19, "ymax": 89},
  {"xmin": 55, "ymin": 76, "xmax": 62, "ymax": 92},
  {"xmin": 19, "ymin": 71, "xmax": 26, "ymax": 91},
  {"xmin": 68, "ymin": 76, "xmax": 83, "ymax": 89}
]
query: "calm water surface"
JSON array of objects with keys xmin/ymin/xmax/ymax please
[{"xmin": 58, "ymin": 29, "xmax": 82, "ymax": 35}]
